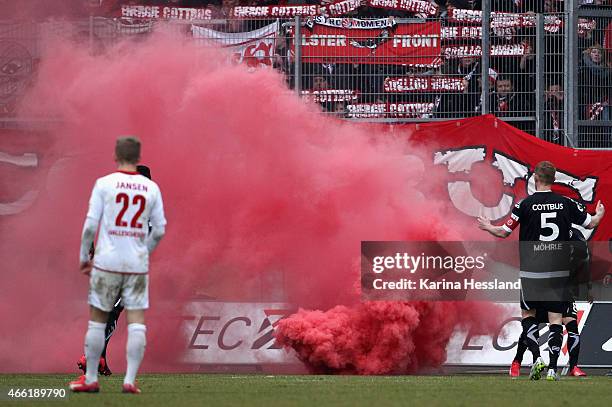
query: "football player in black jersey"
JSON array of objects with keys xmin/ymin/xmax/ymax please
[
  {"xmin": 510, "ymin": 227, "xmax": 590, "ymax": 378},
  {"xmin": 478, "ymin": 161, "xmax": 604, "ymax": 381},
  {"xmin": 76, "ymin": 164, "xmax": 152, "ymax": 376}
]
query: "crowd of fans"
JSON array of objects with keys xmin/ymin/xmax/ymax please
[
  {"xmin": 260, "ymin": 0, "xmax": 609, "ymax": 147},
  {"xmin": 108, "ymin": 0, "xmax": 607, "ymax": 16},
  {"xmin": 260, "ymin": 1, "xmax": 566, "ymax": 139},
  {"xmin": 3, "ymin": 1, "xmax": 612, "ymax": 146},
  {"xmin": 136, "ymin": 0, "xmax": 608, "ymax": 146}
]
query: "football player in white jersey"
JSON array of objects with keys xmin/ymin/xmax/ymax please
[
  {"xmin": 69, "ymin": 137, "xmax": 166, "ymax": 394},
  {"xmin": 76, "ymin": 164, "xmax": 152, "ymax": 377}
]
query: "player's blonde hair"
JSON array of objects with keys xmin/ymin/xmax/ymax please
[
  {"xmin": 115, "ymin": 136, "xmax": 141, "ymax": 165},
  {"xmin": 534, "ymin": 161, "xmax": 556, "ymax": 185}
]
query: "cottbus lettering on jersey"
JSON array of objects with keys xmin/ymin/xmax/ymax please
[{"xmin": 531, "ymin": 203, "xmax": 563, "ymax": 211}]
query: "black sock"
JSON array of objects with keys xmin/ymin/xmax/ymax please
[
  {"xmin": 514, "ymin": 332, "xmax": 527, "ymax": 363},
  {"xmin": 566, "ymin": 320, "xmax": 580, "ymax": 369},
  {"xmin": 521, "ymin": 317, "xmax": 541, "ymax": 360},
  {"xmin": 102, "ymin": 303, "xmax": 123, "ymax": 361},
  {"xmin": 548, "ymin": 324, "xmax": 563, "ymax": 371}
]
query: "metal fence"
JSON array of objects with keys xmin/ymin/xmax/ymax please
[
  {"xmin": 575, "ymin": 5, "xmax": 612, "ymax": 148},
  {"xmin": 2, "ymin": 3, "xmax": 612, "ymax": 149}
]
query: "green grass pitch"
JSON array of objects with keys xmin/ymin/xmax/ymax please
[{"xmin": 0, "ymin": 374, "xmax": 610, "ymax": 407}]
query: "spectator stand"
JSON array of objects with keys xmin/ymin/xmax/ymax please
[
  {"xmin": 576, "ymin": 2, "xmax": 612, "ymax": 148},
  {"xmin": 1, "ymin": 1, "xmax": 612, "ymax": 148}
]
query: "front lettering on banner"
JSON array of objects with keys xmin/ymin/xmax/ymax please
[{"xmin": 392, "ymin": 35, "xmax": 439, "ymax": 48}]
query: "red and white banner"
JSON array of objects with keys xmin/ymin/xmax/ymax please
[
  {"xmin": 384, "ymin": 76, "xmax": 466, "ymax": 93},
  {"xmin": 323, "ymin": 0, "xmax": 365, "ymax": 16},
  {"xmin": 295, "ymin": 21, "xmax": 441, "ymax": 66},
  {"xmin": 441, "ymin": 25, "xmax": 521, "ymax": 41},
  {"xmin": 448, "ymin": 8, "xmax": 563, "ymax": 34},
  {"xmin": 347, "ymin": 102, "xmax": 436, "ymax": 118},
  {"xmin": 118, "ymin": 2, "xmax": 361, "ymax": 20},
  {"xmin": 408, "ymin": 115, "xmax": 612, "ymax": 241},
  {"xmin": 443, "ymin": 43, "xmax": 526, "ymax": 59},
  {"xmin": 301, "ymin": 89, "xmax": 359, "ymax": 103},
  {"xmin": 120, "ymin": 4, "xmax": 213, "ymax": 20},
  {"xmin": 578, "ymin": 19, "xmax": 597, "ymax": 36},
  {"xmin": 232, "ymin": 5, "xmax": 318, "ymax": 18},
  {"xmin": 232, "ymin": 0, "xmax": 361, "ymax": 18},
  {"xmin": 191, "ymin": 21, "xmax": 279, "ymax": 68},
  {"xmin": 441, "ymin": 26, "xmax": 482, "ymax": 41},
  {"xmin": 366, "ymin": 0, "xmax": 439, "ymax": 16},
  {"xmin": 306, "ymin": 16, "xmax": 397, "ymax": 30},
  {"xmin": 231, "ymin": 0, "xmax": 439, "ymax": 18}
]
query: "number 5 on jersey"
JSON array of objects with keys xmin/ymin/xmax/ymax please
[{"xmin": 540, "ymin": 212, "xmax": 559, "ymax": 241}]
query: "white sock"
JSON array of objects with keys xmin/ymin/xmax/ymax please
[
  {"xmin": 124, "ymin": 323, "xmax": 146, "ymax": 385},
  {"xmin": 84, "ymin": 321, "xmax": 106, "ymax": 384}
]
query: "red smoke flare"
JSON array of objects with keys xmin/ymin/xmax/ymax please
[{"xmin": 276, "ymin": 301, "xmax": 502, "ymax": 375}]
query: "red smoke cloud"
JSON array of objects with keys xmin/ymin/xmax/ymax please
[
  {"xmin": 0, "ymin": 26, "xmax": 504, "ymax": 374},
  {"xmin": 0, "ymin": 0, "xmax": 93, "ymax": 20},
  {"xmin": 276, "ymin": 302, "xmax": 501, "ymax": 374}
]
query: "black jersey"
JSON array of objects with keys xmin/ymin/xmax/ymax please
[
  {"xmin": 502, "ymin": 191, "xmax": 591, "ymax": 289},
  {"xmin": 503, "ymin": 191, "xmax": 590, "ymax": 242}
]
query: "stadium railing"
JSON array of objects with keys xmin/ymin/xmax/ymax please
[{"xmin": 1, "ymin": 3, "xmax": 612, "ymax": 149}]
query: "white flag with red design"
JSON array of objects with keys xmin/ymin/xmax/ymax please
[{"xmin": 191, "ymin": 21, "xmax": 279, "ymax": 68}]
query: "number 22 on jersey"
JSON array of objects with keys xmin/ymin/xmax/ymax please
[{"xmin": 115, "ymin": 193, "xmax": 146, "ymax": 229}]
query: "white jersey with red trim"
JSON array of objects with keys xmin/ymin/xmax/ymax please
[{"xmin": 84, "ymin": 170, "xmax": 166, "ymax": 274}]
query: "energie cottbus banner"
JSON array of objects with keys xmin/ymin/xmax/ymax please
[{"xmin": 118, "ymin": 1, "xmax": 438, "ymax": 20}]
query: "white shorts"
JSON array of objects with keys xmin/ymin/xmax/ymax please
[{"xmin": 88, "ymin": 268, "xmax": 149, "ymax": 312}]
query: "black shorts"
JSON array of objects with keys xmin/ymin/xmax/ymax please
[
  {"xmin": 563, "ymin": 301, "xmax": 577, "ymax": 319},
  {"xmin": 531, "ymin": 302, "xmax": 577, "ymax": 322},
  {"xmin": 520, "ymin": 283, "xmax": 570, "ymax": 315},
  {"xmin": 521, "ymin": 299, "xmax": 567, "ymax": 314}
]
